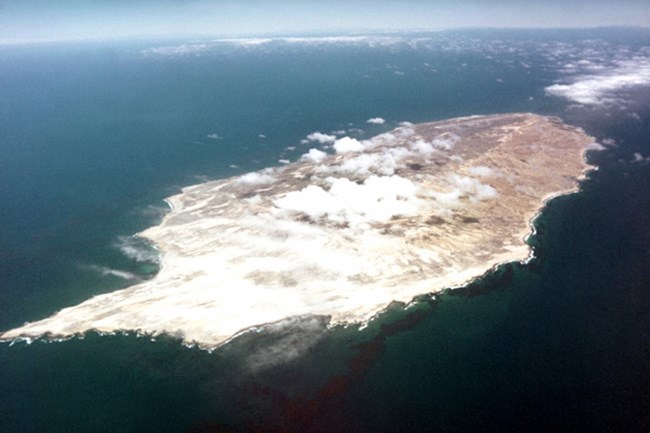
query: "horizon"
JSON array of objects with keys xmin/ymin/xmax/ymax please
[
  {"xmin": 3, "ymin": 26, "xmax": 650, "ymax": 47},
  {"xmin": 1, "ymin": 0, "xmax": 648, "ymax": 44}
]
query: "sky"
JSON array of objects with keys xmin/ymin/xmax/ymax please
[{"xmin": 1, "ymin": 0, "xmax": 648, "ymax": 43}]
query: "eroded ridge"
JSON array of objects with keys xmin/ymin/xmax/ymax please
[{"xmin": 1, "ymin": 113, "xmax": 594, "ymax": 347}]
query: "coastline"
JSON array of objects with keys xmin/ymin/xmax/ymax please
[{"xmin": 0, "ymin": 113, "xmax": 595, "ymax": 348}]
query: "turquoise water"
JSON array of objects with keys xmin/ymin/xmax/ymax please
[{"xmin": 1, "ymin": 29, "xmax": 649, "ymax": 432}]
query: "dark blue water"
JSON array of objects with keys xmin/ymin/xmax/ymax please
[{"xmin": 1, "ymin": 30, "xmax": 649, "ymax": 432}]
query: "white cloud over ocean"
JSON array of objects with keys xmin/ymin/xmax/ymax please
[
  {"xmin": 545, "ymin": 58, "xmax": 650, "ymax": 105},
  {"xmin": 115, "ymin": 236, "xmax": 160, "ymax": 263},
  {"xmin": 80, "ymin": 264, "xmax": 140, "ymax": 281},
  {"xmin": 305, "ymin": 131, "xmax": 337, "ymax": 144}
]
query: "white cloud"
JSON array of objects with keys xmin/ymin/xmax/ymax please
[
  {"xmin": 602, "ymin": 138, "xmax": 616, "ymax": 147},
  {"xmin": 431, "ymin": 134, "xmax": 459, "ymax": 150},
  {"xmin": 452, "ymin": 175, "xmax": 498, "ymax": 201},
  {"xmin": 223, "ymin": 38, "xmax": 274, "ymax": 46},
  {"xmin": 333, "ymin": 137, "xmax": 365, "ymax": 154},
  {"xmin": 306, "ymin": 131, "xmax": 337, "ymax": 144},
  {"xmin": 140, "ymin": 36, "xmax": 419, "ymax": 58},
  {"xmin": 282, "ymin": 36, "xmax": 380, "ymax": 45},
  {"xmin": 207, "ymin": 133, "xmax": 222, "ymax": 140},
  {"xmin": 347, "ymin": 128, "xmax": 365, "ymax": 136},
  {"xmin": 367, "ymin": 117, "xmax": 386, "ymax": 125},
  {"xmin": 410, "ymin": 139, "xmax": 435, "ymax": 155},
  {"xmin": 142, "ymin": 43, "xmax": 211, "ymax": 56},
  {"xmin": 585, "ymin": 142, "xmax": 607, "ymax": 151},
  {"xmin": 81, "ymin": 264, "xmax": 140, "ymax": 281},
  {"xmin": 627, "ymin": 112, "xmax": 642, "ymax": 122},
  {"xmin": 632, "ymin": 153, "xmax": 650, "ymax": 163},
  {"xmin": 335, "ymin": 153, "xmax": 398, "ymax": 176},
  {"xmin": 274, "ymin": 184, "xmax": 332, "ymax": 218},
  {"xmin": 362, "ymin": 132, "xmax": 397, "ymax": 150},
  {"xmin": 274, "ymin": 175, "xmax": 422, "ymax": 226},
  {"xmin": 326, "ymin": 130, "xmax": 455, "ymax": 178},
  {"xmin": 430, "ymin": 175, "xmax": 498, "ymax": 207},
  {"xmin": 430, "ymin": 189, "xmax": 462, "ymax": 207},
  {"xmin": 473, "ymin": 183, "xmax": 499, "ymax": 201},
  {"xmin": 114, "ymin": 236, "xmax": 159, "ymax": 263},
  {"xmin": 396, "ymin": 125, "xmax": 416, "ymax": 139},
  {"xmin": 301, "ymin": 148, "xmax": 328, "ymax": 163},
  {"xmin": 545, "ymin": 58, "xmax": 650, "ymax": 105},
  {"xmin": 386, "ymin": 147, "xmax": 414, "ymax": 161},
  {"xmin": 236, "ymin": 171, "xmax": 276, "ymax": 185},
  {"xmin": 463, "ymin": 176, "xmax": 497, "ymax": 200}
]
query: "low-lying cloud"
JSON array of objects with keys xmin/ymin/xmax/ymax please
[
  {"xmin": 306, "ymin": 131, "xmax": 337, "ymax": 144},
  {"xmin": 274, "ymin": 175, "xmax": 422, "ymax": 226},
  {"xmin": 236, "ymin": 170, "xmax": 276, "ymax": 185},
  {"xmin": 429, "ymin": 175, "xmax": 498, "ymax": 208},
  {"xmin": 80, "ymin": 264, "xmax": 140, "ymax": 281},
  {"xmin": 115, "ymin": 236, "xmax": 160, "ymax": 264},
  {"xmin": 301, "ymin": 148, "xmax": 328, "ymax": 163},
  {"xmin": 333, "ymin": 137, "xmax": 365, "ymax": 154},
  {"xmin": 545, "ymin": 58, "xmax": 650, "ymax": 105}
]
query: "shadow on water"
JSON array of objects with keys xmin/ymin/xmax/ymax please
[
  {"xmin": 182, "ymin": 264, "xmax": 522, "ymax": 432},
  {"xmin": 187, "ymin": 112, "xmax": 650, "ymax": 431}
]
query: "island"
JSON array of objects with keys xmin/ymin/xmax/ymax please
[{"xmin": 1, "ymin": 113, "xmax": 594, "ymax": 347}]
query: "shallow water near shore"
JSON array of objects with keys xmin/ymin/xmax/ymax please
[{"xmin": 1, "ymin": 29, "xmax": 649, "ymax": 432}]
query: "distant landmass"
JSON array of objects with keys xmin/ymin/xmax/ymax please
[{"xmin": 1, "ymin": 113, "xmax": 593, "ymax": 347}]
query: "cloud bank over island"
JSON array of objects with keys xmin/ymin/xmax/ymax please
[{"xmin": 305, "ymin": 131, "xmax": 337, "ymax": 144}]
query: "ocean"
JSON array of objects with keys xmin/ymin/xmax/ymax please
[{"xmin": 1, "ymin": 29, "xmax": 649, "ymax": 432}]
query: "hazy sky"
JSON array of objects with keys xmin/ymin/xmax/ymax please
[{"xmin": 1, "ymin": 0, "xmax": 648, "ymax": 43}]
